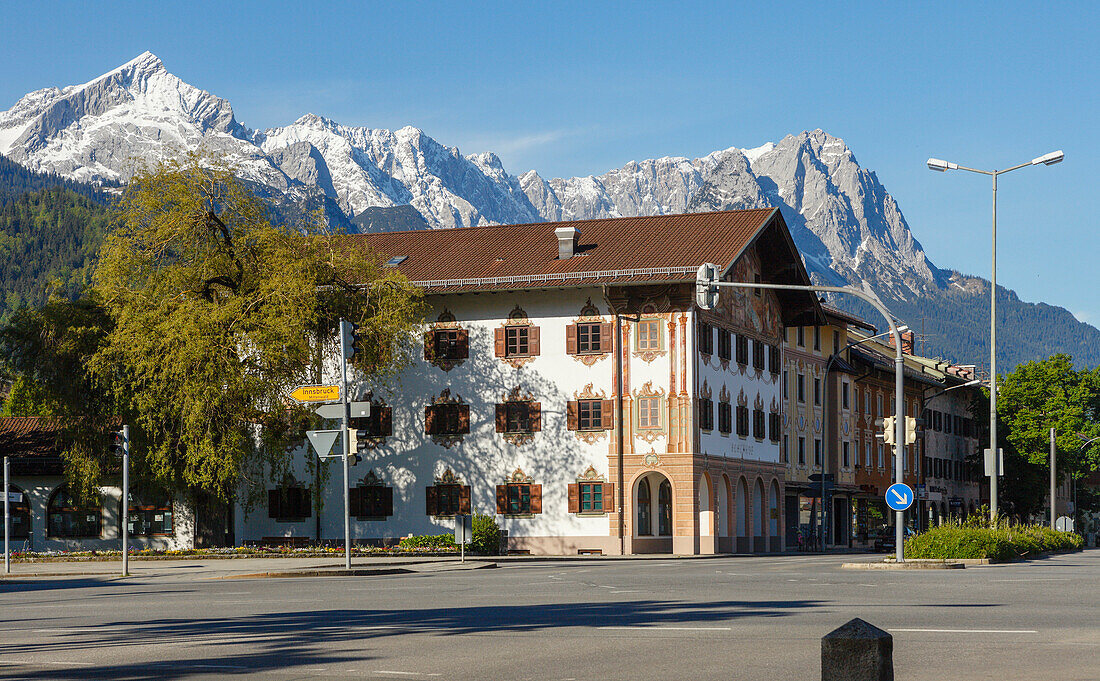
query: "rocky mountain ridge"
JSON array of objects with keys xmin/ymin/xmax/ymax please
[{"xmin": 2, "ymin": 52, "xmax": 1097, "ymax": 369}]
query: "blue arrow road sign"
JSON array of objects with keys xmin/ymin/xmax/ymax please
[{"xmin": 885, "ymin": 483, "xmax": 914, "ymax": 511}]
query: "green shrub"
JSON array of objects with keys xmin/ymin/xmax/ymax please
[
  {"xmin": 470, "ymin": 512, "xmax": 501, "ymax": 555},
  {"xmin": 397, "ymin": 534, "xmax": 457, "ymax": 550},
  {"xmin": 904, "ymin": 522, "xmax": 1083, "ymax": 561}
]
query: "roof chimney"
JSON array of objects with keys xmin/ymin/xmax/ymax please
[{"xmin": 555, "ymin": 226, "xmax": 580, "ymax": 259}]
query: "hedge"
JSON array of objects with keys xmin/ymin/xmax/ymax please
[
  {"xmin": 397, "ymin": 534, "xmax": 457, "ymax": 550},
  {"xmin": 904, "ymin": 524, "xmax": 1083, "ymax": 561}
]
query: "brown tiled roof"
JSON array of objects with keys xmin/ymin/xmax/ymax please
[
  {"xmin": 349, "ymin": 208, "xmax": 782, "ymax": 293},
  {"xmin": 0, "ymin": 417, "xmax": 64, "ymax": 475},
  {"xmin": 823, "ymin": 305, "xmax": 877, "ymax": 332}
]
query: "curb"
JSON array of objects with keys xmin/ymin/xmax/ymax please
[{"xmin": 842, "ymin": 561, "xmax": 964, "ymax": 570}]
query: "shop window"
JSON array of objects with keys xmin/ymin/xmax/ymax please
[
  {"xmin": 123, "ymin": 493, "xmax": 173, "ymax": 536},
  {"xmin": 47, "ymin": 488, "xmax": 101, "ymax": 538}
]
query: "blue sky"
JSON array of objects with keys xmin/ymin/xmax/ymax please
[{"xmin": 2, "ymin": 1, "xmax": 1098, "ymax": 328}]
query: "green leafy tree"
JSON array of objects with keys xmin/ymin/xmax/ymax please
[{"xmin": 2, "ymin": 155, "xmax": 424, "ymax": 501}]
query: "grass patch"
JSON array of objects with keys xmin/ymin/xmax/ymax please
[{"xmin": 904, "ymin": 523, "xmax": 1083, "ymax": 561}]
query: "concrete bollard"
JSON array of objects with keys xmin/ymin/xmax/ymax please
[{"xmin": 821, "ymin": 617, "xmax": 893, "ymax": 681}]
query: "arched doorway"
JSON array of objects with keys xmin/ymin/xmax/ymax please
[
  {"xmin": 769, "ymin": 480, "xmax": 781, "ymax": 551},
  {"xmin": 736, "ymin": 476, "xmax": 750, "ymax": 553},
  {"xmin": 633, "ymin": 471, "xmax": 673, "ymax": 554},
  {"xmin": 698, "ymin": 474, "xmax": 715, "ymax": 554},
  {"xmin": 753, "ymin": 478, "xmax": 766, "ymax": 552},
  {"xmin": 718, "ymin": 474, "xmax": 732, "ymax": 553}
]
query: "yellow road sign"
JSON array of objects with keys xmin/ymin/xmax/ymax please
[{"xmin": 289, "ymin": 384, "xmax": 341, "ymax": 404}]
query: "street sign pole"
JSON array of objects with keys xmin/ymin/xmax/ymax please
[
  {"xmin": 4, "ymin": 455, "xmax": 9, "ymax": 574},
  {"xmin": 122, "ymin": 425, "xmax": 130, "ymax": 577},
  {"xmin": 339, "ymin": 319, "xmax": 352, "ymax": 570}
]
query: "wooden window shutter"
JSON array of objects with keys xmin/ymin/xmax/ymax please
[
  {"xmin": 599, "ymin": 322, "xmax": 613, "ymax": 351},
  {"xmin": 456, "ymin": 329, "xmax": 469, "ymax": 359},
  {"xmin": 566, "ymin": 324, "xmax": 578, "ymax": 355},
  {"xmin": 349, "ymin": 487, "xmax": 362, "ymax": 516},
  {"xmin": 458, "ymin": 405, "xmax": 470, "ymax": 433},
  {"xmin": 601, "ymin": 399, "xmax": 615, "ymax": 429},
  {"xmin": 267, "ymin": 489, "xmax": 280, "ymax": 518},
  {"xmin": 495, "ymin": 404, "xmax": 506, "ymax": 433},
  {"xmin": 566, "ymin": 401, "xmax": 579, "ymax": 430},
  {"xmin": 380, "ymin": 407, "xmax": 393, "ymax": 436},
  {"xmin": 425, "ymin": 405, "xmax": 436, "ymax": 434},
  {"xmin": 601, "ymin": 483, "xmax": 615, "ymax": 512},
  {"xmin": 528, "ymin": 326, "xmax": 540, "ymax": 355},
  {"xmin": 423, "ymin": 331, "xmax": 435, "ymax": 360},
  {"xmin": 496, "ymin": 485, "xmax": 507, "ymax": 514},
  {"xmin": 458, "ymin": 485, "xmax": 471, "ymax": 514},
  {"xmin": 425, "ymin": 486, "xmax": 438, "ymax": 515},
  {"xmin": 381, "ymin": 486, "xmax": 394, "ymax": 517},
  {"xmin": 567, "ymin": 484, "xmax": 579, "ymax": 513},
  {"xmin": 529, "ymin": 484, "xmax": 542, "ymax": 514},
  {"xmin": 529, "ymin": 402, "xmax": 542, "ymax": 431},
  {"xmin": 494, "ymin": 328, "xmax": 505, "ymax": 356}
]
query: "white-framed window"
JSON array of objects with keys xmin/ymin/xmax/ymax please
[
  {"xmin": 637, "ymin": 396, "xmax": 662, "ymax": 429},
  {"xmin": 636, "ymin": 320, "xmax": 662, "ymax": 351}
]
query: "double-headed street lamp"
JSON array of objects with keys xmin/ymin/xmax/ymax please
[{"xmin": 926, "ymin": 149, "xmax": 1064, "ymax": 521}]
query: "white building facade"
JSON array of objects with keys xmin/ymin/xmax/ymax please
[{"xmin": 234, "ymin": 209, "xmax": 821, "ymax": 555}]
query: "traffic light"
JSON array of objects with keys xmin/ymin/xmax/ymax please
[
  {"xmin": 882, "ymin": 416, "xmax": 896, "ymax": 445},
  {"xmin": 695, "ymin": 263, "xmax": 720, "ymax": 310},
  {"xmin": 341, "ymin": 320, "xmax": 361, "ymax": 360},
  {"xmin": 905, "ymin": 416, "xmax": 918, "ymax": 445},
  {"xmin": 109, "ymin": 430, "xmax": 128, "ymax": 457}
]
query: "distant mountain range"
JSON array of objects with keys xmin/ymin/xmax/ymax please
[{"xmin": 2, "ymin": 52, "xmax": 1097, "ymax": 370}]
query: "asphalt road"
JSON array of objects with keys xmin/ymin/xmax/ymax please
[{"xmin": 1, "ymin": 551, "xmax": 1098, "ymax": 680}]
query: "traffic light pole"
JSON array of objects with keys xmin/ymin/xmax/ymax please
[
  {"xmin": 4, "ymin": 455, "xmax": 9, "ymax": 574},
  {"xmin": 122, "ymin": 424, "xmax": 130, "ymax": 577},
  {"xmin": 339, "ymin": 320, "xmax": 352, "ymax": 570},
  {"xmin": 697, "ymin": 268, "xmax": 909, "ymax": 561}
]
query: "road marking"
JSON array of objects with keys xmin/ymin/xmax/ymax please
[
  {"xmin": 0, "ymin": 660, "xmax": 93, "ymax": 667},
  {"xmin": 598, "ymin": 626, "xmax": 732, "ymax": 631},
  {"xmin": 990, "ymin": 578, "xmax": 1069, "ymax": 582},
  {"xmin": 610, "ymin": 590, "xmax": 643, "ymax": 594},
  {"xmin": 374, "ymin": 672, "xmax": 442, "ymax": 677},
  {"xmin": 889, "ymin": 628, "xmax": 1038, "ymax": 634}
]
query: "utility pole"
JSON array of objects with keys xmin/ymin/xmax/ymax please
[
  {"xmin": 1050, "ymin": 427, "xmax": 1056, "ymax": 530},
  {"xmin": 338, "ymin": 319, "xmax": 358, "ymax": 571},
  {"xmin": 4, "ymin": 455, "xmax": 9, "ymax": 574},
  {"xmin": 121, "ymin": 424, "xmax": 130, "ymax": 577}
]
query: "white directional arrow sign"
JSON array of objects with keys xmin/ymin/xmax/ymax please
[
  {"xmin": 885, "ymin": 483, "xmax": 914, "ymax": 511},
  {"xmin": 306, "ymin": 429, "xmax": 342, "ymax": 458}
]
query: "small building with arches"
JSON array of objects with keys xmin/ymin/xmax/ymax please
[{"xmin": 0, "ymin": 417, "xmax": 195, "ymax": 552}]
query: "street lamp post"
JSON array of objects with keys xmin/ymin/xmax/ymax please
[{"xmin": 927, "ymin": 149, "xmax": 1063, "ymax": 522}]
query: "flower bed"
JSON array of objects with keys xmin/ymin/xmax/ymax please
[
  {"xmin": 8, "ymin": 544, "xmax": 461, "ymax": 562},
  {"xmin": 904, "ymin": 524, "xmax": 1083, "ymax": 561}
]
